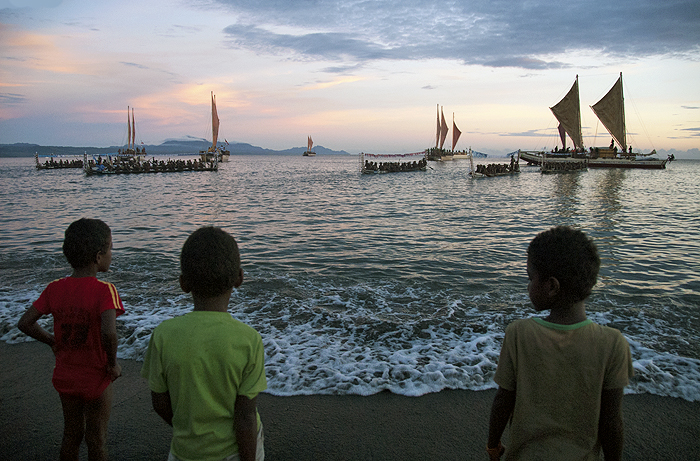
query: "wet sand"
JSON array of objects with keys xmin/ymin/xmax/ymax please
[{"xmin": 1, "ymin": 341, "xmax": 698, "ymax": 460}]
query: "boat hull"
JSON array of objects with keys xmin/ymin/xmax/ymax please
[
  {"xmin": 587, "ymin": 158, "xmax": 667, "ymax": 169},
  {"xmin": 520, "ymin": 150, "xmax": 667, "ymax": 170}
]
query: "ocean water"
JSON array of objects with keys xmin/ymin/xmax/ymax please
[{"xmin": 1, "ymin": 154, "xmax": 698, "ymax": 400}]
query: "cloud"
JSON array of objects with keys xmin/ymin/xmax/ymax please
[
  {"xmin": 681, "ymin": 106, "xmax": 700, "ymax": 110},
  {"xmin": 0, "ymin": 92, "xmax": 26, "ymax": 104},
  {"xmin": 680, "ymin": 127, "xmax": 700, "ymax": 137},
  {"xmin": 2, "ymin": 0, "xmax": 62, "ymax": 7},
  {"xmin": 215, "ymin": 0, "xmax": 700, "ymax": 70},
  {"xmin": 121, "ymin": 61, "xmax": 150, "ymax": 70}
]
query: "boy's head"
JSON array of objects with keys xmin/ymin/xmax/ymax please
[
  {"xmin": 62, "ymin": 218, "xmax": 112, "ymax": 269},
  {"xmin": 180, "ymin": 226, "xmax": 242, "ymax": 298},
  {"xmin": 527, "ymin": 226, "xmax": 600, "ymax": 305}
]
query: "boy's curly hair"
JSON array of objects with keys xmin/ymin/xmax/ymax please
[
  {"xmin": 181, "ymin": 226, "xmax": 241, "ymax": 298},
  {"xmin": 62, "ymin": 218, "xmax": 112, "ymax": 269},
  {"xmin": 527, "ymin": 226, "xmax": 600, "ymax": 303}
]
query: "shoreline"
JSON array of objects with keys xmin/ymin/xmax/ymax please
[{"xmin": 2, "ymin": 341, "xmax": 698, "ymax": 460}]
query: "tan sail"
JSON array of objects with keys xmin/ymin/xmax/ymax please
[
  {"xmin": 591, "ymin": 72, "xmax": 626, "ymax": 152},
  {"xmin": 211, "ymin": 92, "xmax": 220, "ymax": 150},
  {"xmin": 549, "ymin": 75, "xmax": 583, "ymax": 150},
  {"xmin": 439, "ymin": 106, "xmax": 448, "ymax": 150},
  {"xmin": 452, "ymin": 113, "xmax": 461, "ymax": 152},
  {"xmin": 557, "ymin": 124, "xmax": 567, "ymax": 150},
  {"xmin": 308, "ymin": 136, "xmax": 313, "ymax": 151}
]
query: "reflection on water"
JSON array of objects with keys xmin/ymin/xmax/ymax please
[
  {"xmin": 592, "ymin": 169, "xmax": 625, "ymax": 233},
  {"xmin": 550, "ymin": 171, "xmax": 584, "ymax": 220}
]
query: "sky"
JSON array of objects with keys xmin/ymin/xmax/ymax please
[{"xmin": 1, "ymin": 0, "xmax": 699, "ymax": 157}]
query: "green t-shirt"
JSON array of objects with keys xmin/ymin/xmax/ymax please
[
  {"xmin": 494, "ymin": 317, "xmax": 634, "ymax": 460},
  {"xmin": 141, "ymin": 311, "xmax": 267, "ymax": 461}
]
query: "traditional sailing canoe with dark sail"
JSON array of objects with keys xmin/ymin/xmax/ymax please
[
  {"xmin": 519, "ymin": 76, "xmax": 587, "ymax": 169},
  {"xmin": 588, "ymin": 73, "xmax": 668, "ymax": 169},
  {"xmin": 426, "ymin": 105, "xmax": 452, "ymax": 161}
]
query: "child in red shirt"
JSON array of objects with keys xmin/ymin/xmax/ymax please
[{"xmin": 18, "ymin": 218, "xmax": 125, "ymax": 461}]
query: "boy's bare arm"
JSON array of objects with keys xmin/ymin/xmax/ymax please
[
  {"xmin": 18, "ymin": 306, "xmax": 55, "ymax": 349},
  {"xmin": 487, "ymin": 387, "xmax": 516, "ymax": 453},
  {"xmin": 234, "ymin": 395, "xmax": 258, "ymax": 461},
  {"xmin": 100, "ymin": 309, "xmax": 121, "ymax": 380},
  {"xmin": 151, "ymin": 391, "xmax": 174, "ymax": 426},
  {"xmin": 599, "ymin": 388, "xmax": 624, "ymax": 461}
]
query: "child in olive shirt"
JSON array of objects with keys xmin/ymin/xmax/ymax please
[{"xmin": 487, "ymin": 226, "xmax": 633, "ymax": 460}]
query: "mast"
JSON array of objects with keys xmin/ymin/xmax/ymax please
[
  {"xmin": 591, "ymin": 72, "xmax": 626, "ymax": 152},
  {"xmin": 435, "ymin": 104, "xmax": 440, "ymax": 149},
  {"xmin": 127, "ymin": 106, "xmax": 132, "ymax": 150},
  {"xmin": 131, "ymin": 107, "xmax": 136, "ymax": 150}
]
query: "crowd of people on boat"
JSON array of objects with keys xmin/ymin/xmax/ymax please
[
  {"xmin": 117, "ymin": 147, "xmax": 147, "ymax": 155},
  {"xmin": 362, "ymin": 158, "xmax": 427, "ymax": 173},
  {"xmin": 542, "ymin": 161, "xmax": 587, "ymax": 172},
  {"xmin": 551, "ymin": 146, "xmax": 586, "ymax": 154},
  {"xmin": 474, "ymin": 156, "xmax": 520, "ymax": 176},
  {"xmin": 37, "ymin": 158, "xmax": 83, "ymax": 169},
  {"xmin": 87, "ymin": 156, "xmax": 216, "ymax": 174}
]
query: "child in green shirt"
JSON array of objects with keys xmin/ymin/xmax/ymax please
[{"xmin": 141, "ymin": 227, "xmax": 267, "ymax": 461}]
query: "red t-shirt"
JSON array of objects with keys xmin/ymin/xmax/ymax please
[{"xmin": 33, "ymin": 276, "xmax": 125, "ymax": 399}]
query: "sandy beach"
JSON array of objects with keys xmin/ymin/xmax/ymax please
[{"xmin": 1, "ymin": 341, "xmax": 698, "ymax": 460}]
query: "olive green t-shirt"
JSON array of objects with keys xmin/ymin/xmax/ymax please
[{"xmin": 494, "ymin": 318, "xmax": 633, "ymax": 460}]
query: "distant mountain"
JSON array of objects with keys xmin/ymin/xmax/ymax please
[{"xmin": 0, "ymin": 140, "xmax": 352, "ymax": 158}]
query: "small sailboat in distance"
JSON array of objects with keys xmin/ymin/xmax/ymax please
[
  {"xmin": 303, "ymin": 136, "xmax": 316, "ymax": 156},
  {"xmin": 200, "ymin": 92, "xmax": 230, "ymax": 162},
  {"xmin": 117, "ymin": 106, "xmax": 146, "ymax": 162}
]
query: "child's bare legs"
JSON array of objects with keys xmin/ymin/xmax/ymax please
[
  {"xmin": 85, "ymin": 384, "xmax": 113, "ymax": 461},
  {"xmin": 59, "ymin": 393, "xmax": 86, "ymax": 461},
  {"xmin": 59, "ymin": 384, "xmax": 113, "ymax": 461}
]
